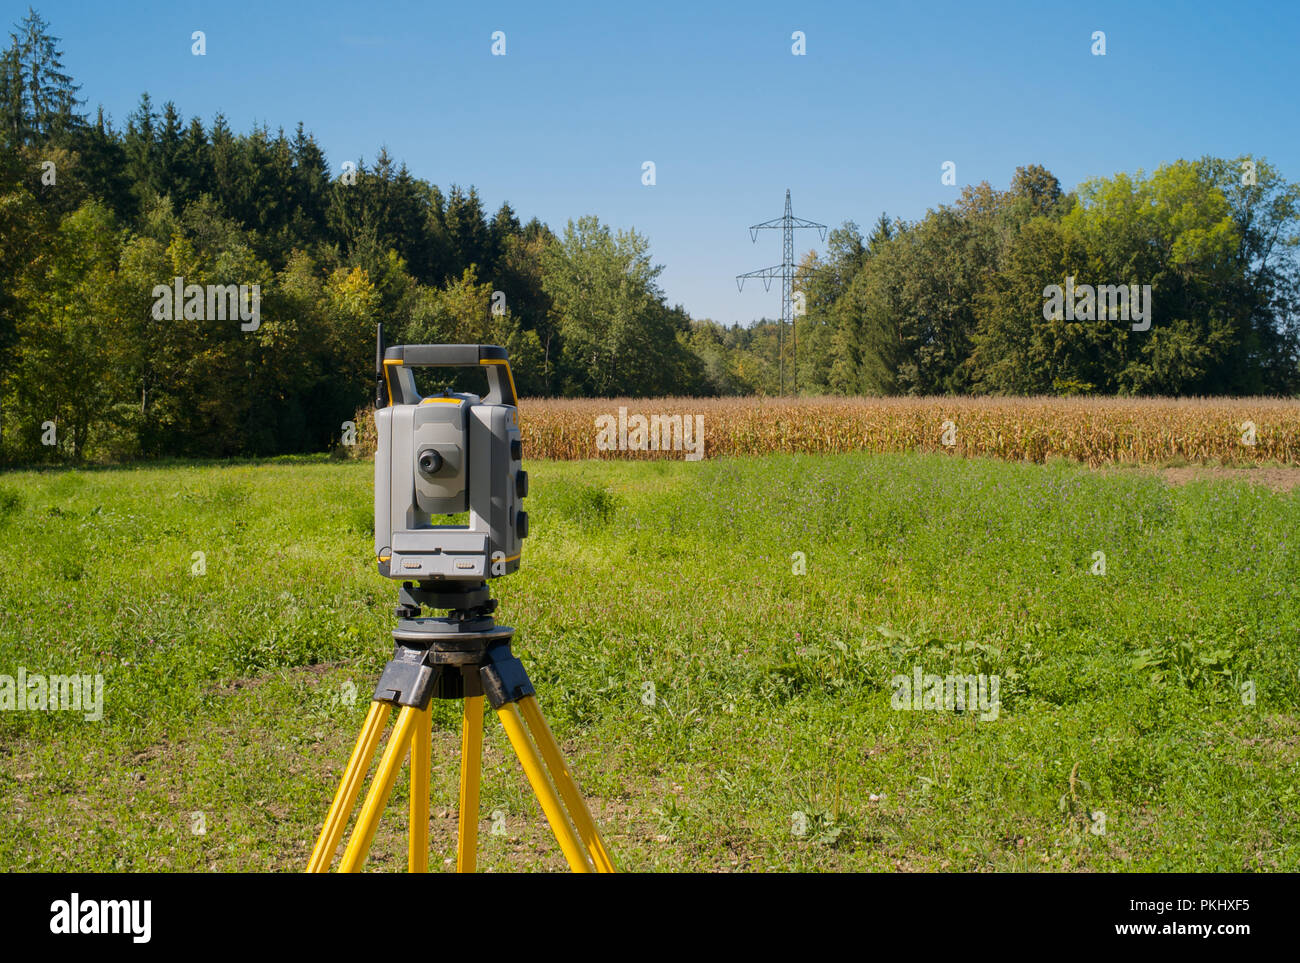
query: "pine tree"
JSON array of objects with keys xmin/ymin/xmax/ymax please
[
  {"xmin": 124, "ymin": 92, "xmax": 159, "ymax": 204},
  {"xmin": 445, "ymin": 185, "xmax": 490, "ymax": 277},
  {"xmin": 0, "ymin": 43, "xmax": 24, "ymax": 147},
  {"xmin": 10, "ymin": 8, "xmax": 81, "ymax": 142}
]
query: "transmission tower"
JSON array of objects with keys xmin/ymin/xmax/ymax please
[{"xmin": 735, "ymin": 189, "xmax": 826, "ymax": 395}]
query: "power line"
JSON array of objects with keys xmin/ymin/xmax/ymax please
[{"xmin": 735, "ymin": 189, "xmax": 826, "ymax": 395}]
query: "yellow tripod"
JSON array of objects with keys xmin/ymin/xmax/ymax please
[{"xmin": 307, "ymin": 588, "xmax": 614, "ymax": 873}]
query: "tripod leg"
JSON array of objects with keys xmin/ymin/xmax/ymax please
[
  {"xmin": 339, "ymin": 704, "xmax": 422, "ymax": 873},
  {"xmin": 518, "ymin": 695, "xmax": 616, "ymax": 873},
  {"xmin": 308, "ymin": 701, "xmax": 392, "ymax": 873},
  {"xmin": 497, "ymin": 702, "xmax": 593, "ymax": 873},
  {"xmin": 408, "ymin": 703, "xmax": 431, "ymax": 873},
  {"xmin": 456, "ymin": 695, "xmax": 484, "ymax": 873}
]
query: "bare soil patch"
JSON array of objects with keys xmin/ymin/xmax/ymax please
[{"xmin": 1156, "ymin": 465, "xmax": 1300, "ymax": 492}]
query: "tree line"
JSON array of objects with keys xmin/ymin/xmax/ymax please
[
  {"xmin": 785, "ymin": 162, "xmax": 1300, "ymax": 397},
  {"xmin": 1, "ymin": 9, "xmax": 1296, "ymax": 464},
  {"xmin": 0, "ymin": 10, "xmax": 700, "ymax": 462}
]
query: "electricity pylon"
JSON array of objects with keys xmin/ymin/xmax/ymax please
[{"xmin": 735, "ymin": 189, "xmax": 827, "ymax": 395}]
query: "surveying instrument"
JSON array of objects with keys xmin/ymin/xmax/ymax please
[{"xmin": 307, "ymin": 329, "xmax": 615, "ymax": 873}]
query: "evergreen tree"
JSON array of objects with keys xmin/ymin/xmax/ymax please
[{"xmin": 9, "ymin": 8, "xmax": 81, "ymax": 143}]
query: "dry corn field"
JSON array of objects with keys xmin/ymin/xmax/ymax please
[{"xmin": 353, "ymin": 397, "xmax": 1300, "ymax": 466}]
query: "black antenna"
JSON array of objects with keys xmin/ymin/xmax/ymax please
[{"xmin": 375, "ymin": 322, "xmax": 386, "ymax": 409}]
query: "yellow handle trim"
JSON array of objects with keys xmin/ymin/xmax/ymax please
[
  {"xmin": 479, "ymin": 358, "xmax": 519, "ymax": 407},
  {"xmin": 382, "ymin": 356, "xmax": 517, "ymax": 409},
  {"xmin": 382, "ymin": 360, "xmax": 398, "ymax": 406}
]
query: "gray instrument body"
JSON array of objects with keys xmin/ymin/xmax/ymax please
[{"xmin": 373, "ymin": 343, "xmax": 527, "ymax": 582}]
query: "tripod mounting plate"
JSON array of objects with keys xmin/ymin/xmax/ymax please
[{"xmin": 393, "ymin": 617, "xmax": 513, "ymax": 659}]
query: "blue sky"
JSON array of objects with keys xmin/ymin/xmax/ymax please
[{"xmin": 18, "ymin": 0, "xmax": 1300, "ymax": 324}]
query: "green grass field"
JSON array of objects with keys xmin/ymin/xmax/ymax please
[{"xmin": 1, "ymin": 453, "xmax": 1297, "ymax": 872}]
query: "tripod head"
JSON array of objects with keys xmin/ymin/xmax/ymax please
[{"xmin": 374, "ymin": 577, "xmax": 520, "ymax": 704}]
